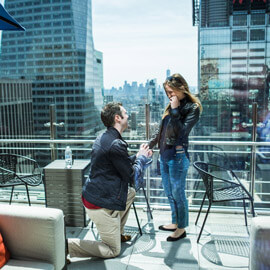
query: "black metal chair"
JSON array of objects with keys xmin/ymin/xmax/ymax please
[
  {"xmin": 193, "ymin": 161, "xmax": 255, "ymax": 243},
  {"xmin": 133, "ymin": 185, "xmax": 153, "ymax": 235},
  {"xmin": 0, "ymin": 153, "xmax": 43, "ymax": 206},
  {"xmin": 132, "ymin": 158, "xmax": 153, "ymax": 235}
]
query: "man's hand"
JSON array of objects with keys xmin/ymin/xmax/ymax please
[
  {"xmin": 137, "ymin": 143, "xmax": 152, "ymax": 158},
  {"xmin": 170, "ymin": 96, "xmax": 179, "ymax": 109}
]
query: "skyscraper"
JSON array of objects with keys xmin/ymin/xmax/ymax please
[
  {"xmin": 0, "ymin": 0, "xmax": 103, "ymax": 160},
  {"xmin": 192, "ymin": 0, "xmax": 270, "ymax": 201},
  {"xmin": 0, "ymin": 78, "xmax": 34, "ymax": 157},
  {"xmin": 93, "ymin": 49, "xmax": 104, "ymax": 110},
  {"xmin": 193, "ymin": 0, "xmax": 270, "ymax": 138}
]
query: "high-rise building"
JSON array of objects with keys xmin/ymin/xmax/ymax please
[
  {"xmin": 104, "ymin": 95, "xmax": 113, "ymax": 104},
  {"xmin": 193, "ymin": 0, "xmax": 270, "ymax": 200},
  {"xmin": 0, "ymin": 0, "xmax": 103, "ymax": 160},
  {"xmin": 194, "ymin": 0, "xmax": 270, "ymax": 138},
  {"xmin": 130, "ymin": 112, "xmax": 137, "ymax": 131},
  {"xmin": 0, "ymin": 79, "xmax": 34, "ymax": 157},
  {"xmin": 166, "ymin": 69, "xmax": 171, "ymax": 78},
  {"xmin": 94, "ymin": 49, "xmax": 104, "ymax": 110},
  {"xmin": 147, "ymin": 79, "xmax": 157, "ymax": 103}
]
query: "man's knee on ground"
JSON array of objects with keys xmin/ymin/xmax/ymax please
[
  {"xmin": 102, "ymin": 246, "xmax": 121, "ymax": 259},
  {"xmin": 112, "ymin": 246, "xmax": 121, "ymax": 257}
]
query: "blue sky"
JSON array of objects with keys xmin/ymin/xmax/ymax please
[{"xmin": 92, "ymin": 0, "xmax": 198, "ymax": 88}]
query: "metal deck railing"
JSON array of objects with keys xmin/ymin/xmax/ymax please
[{"xmin": 1, "ymin": 138, "xmax": 270, "ymax": 214}]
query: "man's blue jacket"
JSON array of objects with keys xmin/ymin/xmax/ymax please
[{"xmin": 82, "ymin": 127, "xmax": 149, "ymax": 211}]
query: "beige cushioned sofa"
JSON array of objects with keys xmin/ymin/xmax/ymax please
[{"xmin": 0, "ymin": 204, "xmax": 66, "ymax": 270}]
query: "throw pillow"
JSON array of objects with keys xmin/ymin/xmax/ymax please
[{"xmin": 0, "ymin": 232, "xmax": 10, "ymax": 268}]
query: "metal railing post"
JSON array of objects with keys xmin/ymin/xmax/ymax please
[
  {"xmin": 49, "ymin": 104, "xmax": 57, "ymax": 161},
  {"xmin": 44, "ymin": 105, "xmax": 64, "ymax": 162},
  {"xmin": 145, "ymin": 103, "xmax": 151, "ymax": 212},
  {"xmin": 250, "ymin": 102, "xmax": 257, "ymax": 206}
]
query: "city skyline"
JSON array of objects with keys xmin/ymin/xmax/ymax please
[{"xmin": 92, "ymin": 0, "xmax": 198, "ymax": 89}]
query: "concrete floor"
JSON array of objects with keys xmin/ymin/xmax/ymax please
[{"xmin": 66, "ymin": 208, "xmax": 252, "ymax": 270}]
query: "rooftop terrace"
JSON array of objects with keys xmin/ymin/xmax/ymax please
[{"xmin": 66, "ymin": 208, "xmax": 254, "ymax": 270}]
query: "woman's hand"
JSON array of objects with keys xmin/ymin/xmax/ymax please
[
  {"xmin": 137, "ymin": 143, "xmax": 153, "ymax": 158},
  {"xmin": 170, "ymin": 96, "xmax": 180, "ymax": 109}
]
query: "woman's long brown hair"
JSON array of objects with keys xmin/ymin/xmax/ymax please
[{"xmin": 162, "ymin": 73, "xmax": 202, "ymax": 119}]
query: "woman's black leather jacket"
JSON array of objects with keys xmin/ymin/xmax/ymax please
[{"xmin": 148, "ymin": 98, "xmax": 200, "ymax": 150}]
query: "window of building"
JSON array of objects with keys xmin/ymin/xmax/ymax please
[
  {"xmin": 250, "ymin": 13, "xmax": 265, "ymax": 26},
  {"xmin": 53, "ymin": 6, "xmax": 61, "ymax": 11},
  {"xmin": 232, "ymin": 30, "xmax": 247, "ymax": 42},
  {"xmin": 43, "ymin": 14, "xmax": 51, "ymax": 20},
  {"xmin": 34, "ymin": 15, "xmax": 42, "ymax": 20},
  {"xmin": 233, "ymin": 14, "xmax": 247, "ymax": 26},
  {"xmin": 53, "ymin": 22, "xmax": 61, "ymax": 27},
  {"xmin": 250, "ymin": 29, "xmax": 265, "ymax": 41},
  {"xmin": 63, "ymin": 5, "xmax": 70, "ymax": 10},
  {"xmin": 63, "ymin": 21, "xmax": 72, "ymax": 26}
]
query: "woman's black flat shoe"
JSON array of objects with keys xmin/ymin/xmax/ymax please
[
  {"xmin": 166, "ymin": 231, "xmax": 186, "ymax": 242},
  {"xmin": 158, "ymin": 225, "xmax": 176, "ymax": 232}
]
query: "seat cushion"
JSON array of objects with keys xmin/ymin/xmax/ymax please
[
  {"xmin": 0, "ymin": 232, "xmax": 10, "ymax": 268},
  {"xmin": 2, "ymin": 259, "xmax": 54, "ymax": 270}
]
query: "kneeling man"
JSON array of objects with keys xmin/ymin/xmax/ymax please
[{"xmin": 68, "ymin": 102, "xmax": 152, "ymax": 258}]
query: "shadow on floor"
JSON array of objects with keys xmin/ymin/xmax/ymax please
[{"xmin": 201, "ymin": 235, "xmax": 249, "ymax": 268}]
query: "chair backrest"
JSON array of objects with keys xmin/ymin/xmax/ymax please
[
  {"xmin": 0, "ymin": 154, "xmax": 17, "ymax": 172},
  {"xmin": 0, "ymin": 154, "xmax": 42, "ymax": 186},
  {"xmin": 193, "ymin": 161, "xmax": 253, "ymax": 202},
  {"xmin": 0, "ymin": 154, "xmax": 17, "ymax": 184},
  {"xmin": 193, "ymin": 161, "xmax": 214, "ymax": 200}
]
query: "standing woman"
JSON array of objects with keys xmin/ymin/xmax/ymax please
[{"xmin": 148, "ymin": 73, "xmax": 202, "ymax": 241}]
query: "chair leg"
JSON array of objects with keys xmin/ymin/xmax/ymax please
[
  {"xmin": 142, "ymin": 186, "xmax": 153, "ymax": 219},
  {"xmin": 250, "ymin": 200, "xmax": 255, "ymax": 217},
  {"xmin": 195, "ymin": 192, "xmax": 207, "ymax": 225},
  {"xmin": 133, "ymin": 202, "xmax": 142, "ymax": 236},
  {"xmin": 25, "ymin": 185, "xmax": 31, "ymax": 206},
  {"xmin": 243, "ymin": 199, "xmax": 247, "ymax": 226},
  {"xmin": 197, "ymin": 203, "xmax": 211, "ymax": 243},
  {"xmin": 9, "ymin": 186, "xmax": 14, "ymax": 204}
]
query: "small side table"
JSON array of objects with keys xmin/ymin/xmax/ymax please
[{"xmin": 44, "ymin": 159, "xmax": 91, "ymax": 227}]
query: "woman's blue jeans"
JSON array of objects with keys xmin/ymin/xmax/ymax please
[{"xmin": 160, "ymin": 151, "xmax": 190, "ymax": 228}]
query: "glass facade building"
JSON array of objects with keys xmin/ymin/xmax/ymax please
[
  {"xmin": 197, "ymin": 0, "xmax": 270, "ymax": 139},
  {"xmin": 0, "ymin": 78, "xmax": 34, "ymax": 157},
  {"xmin": 192, "ymin": 0, "xmax": 270, "ymax": 206},
  {"xmin": 0, "ymin": 0, "xmax": 103, "ymax": 161}
]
